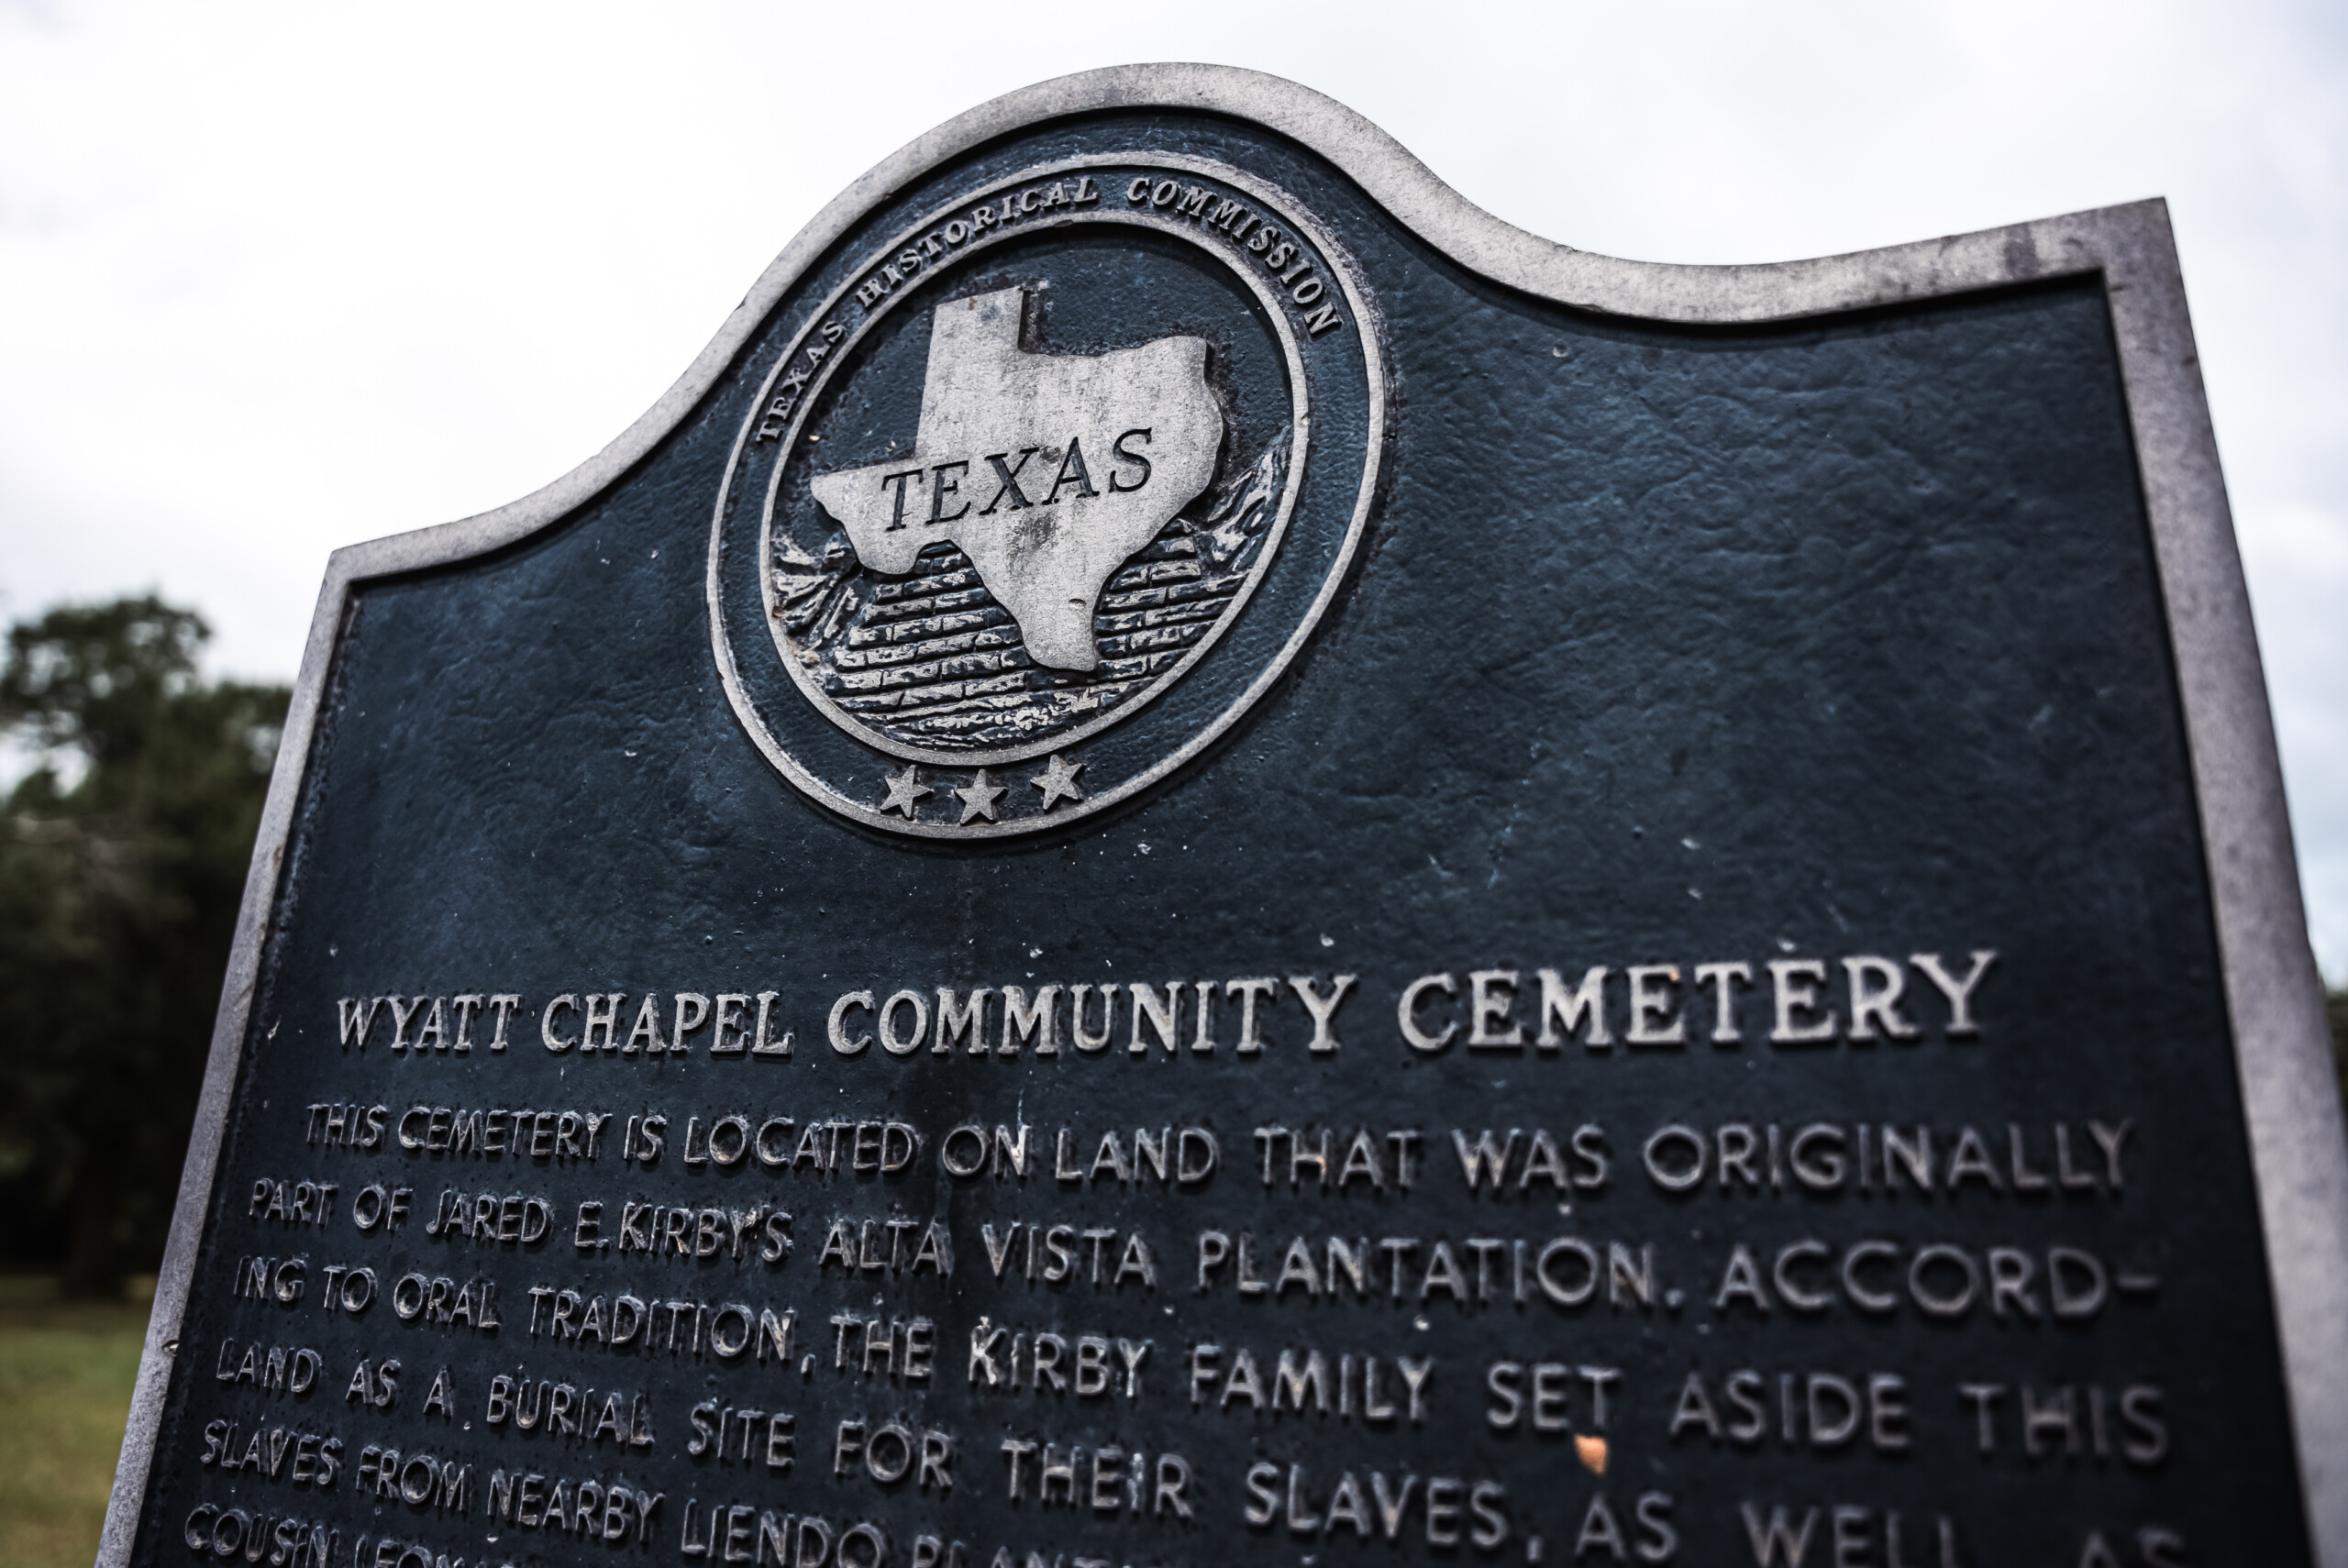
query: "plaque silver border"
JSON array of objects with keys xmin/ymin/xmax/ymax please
[{"xmin": 101, "ymin": 62, "xmax": 2348, "ymax": 1566}]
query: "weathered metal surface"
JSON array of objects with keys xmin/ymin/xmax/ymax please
[{"xmin": 103, "ymin": 66, "xmax": 2344, "ymax": 1568}]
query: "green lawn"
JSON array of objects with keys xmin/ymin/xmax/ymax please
[{"xmin": 0, "ymin": 1277, "xmax": 151, "ymax": 1568}]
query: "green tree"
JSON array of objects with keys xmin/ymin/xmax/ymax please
[{"xmin": 0, "ymin": 597, "xmax": 288, "ymax": 1297}]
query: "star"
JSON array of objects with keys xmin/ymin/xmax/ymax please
[
  {"xmin": 954, "ymin": 768, "xmax": 1007, "ymax": 824},
  {"xmin": 879, "ymin": 764, "xmax": 932, "ymax": 818},
  {"xmin": 1028, "ymin": 753, "xmax": 1086, "ymax": 811}
]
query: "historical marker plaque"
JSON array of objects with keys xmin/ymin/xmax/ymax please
[{"xmin": 102, "ymin": 66, "xmax": 2348, "ymax": 1568}]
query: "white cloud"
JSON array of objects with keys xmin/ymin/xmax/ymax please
[
  {"xmin": 2244, "ymin": 502, "xmax": 2348, "ymax": 980},
  {"xmin": 1, "ymin": 0, "xmax": 2342, "ymax": 970}
]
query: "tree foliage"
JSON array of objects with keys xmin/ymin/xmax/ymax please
[{"xmin": 0, "ymin": 597, "xmax": 288, "ymax": 1296}]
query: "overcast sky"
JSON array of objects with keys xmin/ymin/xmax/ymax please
[{"xmin": 1, "ymin": 0, "xmax": 2341, "ymax": 975}]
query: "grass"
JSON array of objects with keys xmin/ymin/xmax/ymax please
[{"xmin": 0, "ymin": 1275, "xmax": 153, "ymax": 1568}]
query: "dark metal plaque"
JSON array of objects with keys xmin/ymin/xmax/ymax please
[{"xmin": 103, "ymin": 66, "xmax": 2348, "ymax": 1568}]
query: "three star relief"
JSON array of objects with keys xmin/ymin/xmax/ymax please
[
  {"xmin": 810, "ymin": 286, "xmax": 1224, "ymax": 675},
  {"xmin": 880, "ymin": 756, "xmax": 1082, "ymax": 823}
]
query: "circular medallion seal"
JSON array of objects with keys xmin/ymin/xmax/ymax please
[{"xmin": 708, "ymin": 154, "xmax": 1383, "ymax": 836}]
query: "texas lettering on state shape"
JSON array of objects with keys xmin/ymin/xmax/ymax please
[{"xmin": 810, "ymin": 285, "xmax": 1220, "ymax": 673}]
